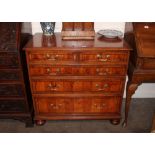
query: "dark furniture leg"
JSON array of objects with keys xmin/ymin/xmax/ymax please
[{"xmin": 25, "ymin": 118, "xmax": 34, "ymax": 127}]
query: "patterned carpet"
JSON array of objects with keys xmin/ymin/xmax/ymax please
[{"xmin": 0, "ymin": 98, "xmax": 154, "ymax": 133}]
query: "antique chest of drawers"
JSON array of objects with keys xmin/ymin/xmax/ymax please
[
  {"xmin": 24, "ymin": 33, "xmax": 131, "ymax": 125},
  {"xmin": 0, "ymin": 22, "xmax": 33, "ymax": 127}
]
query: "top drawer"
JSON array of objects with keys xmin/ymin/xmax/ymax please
[
  {"xmin": 28, "ymin": 52, "xmax": 77, "ymax": 62},
  {"xmin": 79, "ymin": 51, "xmax": 128, "ymax": 63},
  {"xmin": 27, "ymin": 51, "xmax": 128, "ymax": 65}
]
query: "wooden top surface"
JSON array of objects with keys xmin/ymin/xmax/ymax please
[
  {"xmin": 24, "ymin": 33, "xmax": 131, "ymax": 51},
  {"xmin": 134, "ymin": 23, "xmax": 155, "ymax": 58}
]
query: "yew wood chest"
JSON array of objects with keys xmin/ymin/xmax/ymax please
[{"xmin": 24, "ymin": 33, "xmax": 131, "ymax": 125}]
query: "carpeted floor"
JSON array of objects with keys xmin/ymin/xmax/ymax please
[{"xmin": 0, "ymin": 98, "xmax": 154, "ymax": 133}]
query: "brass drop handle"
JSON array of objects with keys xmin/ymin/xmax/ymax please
[
  {"xmin": 96, "ymin": 54, "xmax": 110, "ymax": 62},
  {"xmin": 50, "ymin": 103, "xmax": 62, "ymax": 109},
  {"xmin": 46, "ymin": 68, "xmax": 60, "ymax": 75},
  {"xmin": 96, "ymin": 83, "xmax": 109, "ymax": 91},
  {"xmin": 96, "ymin": 68, "xmax": 109, "ymax": 75},
  {"xmin": 48, "ymin": 83, "xmax": 59, "ymax": 91},
  {"xmin": 45, "ymin": 54, "xmax": 58, "ymax": 60},
  {"xmin": 93, "ymin": 103, "xmax": 106, "ymax": 109}
]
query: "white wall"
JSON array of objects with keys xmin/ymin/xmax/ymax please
[
  {"xmin": 31, "ymin": 22, "xmax": 125, "ymax": 34},
  {"xmin": 31, "ymin": 22, "xmax": 155, "ymax": 98}
]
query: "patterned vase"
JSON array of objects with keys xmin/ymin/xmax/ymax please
[{"xmin": 40, "ymin": 22, "xmax": 55, "ymax": 36}]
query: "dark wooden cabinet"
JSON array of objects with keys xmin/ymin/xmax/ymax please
[
  {"xmin": 0, "ymin": 22, "xmax": 33, "ymax": 127},
  {"xmin": 24, "ymin": 33, "xmax": 131, "ymax": 125},
  {"xmin": 123, "ymin": 22, "xmax": 155, "ymax": 127}
]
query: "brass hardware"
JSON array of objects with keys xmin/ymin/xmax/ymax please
[
  {"xmin": 46, "ymin": 68, "xmax": 60, "ymax": 75},
  {"xmin": 46, "ymin": 68, "xmax": 50, "ymax": 73},
  {"xmin": 93, "ymin": 103, "xmax": 106, "ymax": 109},
  {"xmin": 95, "ymin": 83, "xmax": 109, "ymax": 90},
  {"xmin": 50, "ymin": 103, "xmax": 54, "ymax": 106},
  {"xmin": 97, "ymin": 54, "xmax": 110, "ymax": 62},
  {"xmin": 45, "ymin": 54, "xmax": 58, "ymax": 60},
  {"xmin": 144, "ymin": 25, "xmax": 149, "ymax": 29},
  {"xmin": 97, "ymin": 54, "xmax": 102, "ymax": 59},
  {"xmin": 106, "ymin": 55, "xmax": 110, "ymax": 58},
  {"xmin": 104, "ymin": 83, "xmax": 109, "ymax": 88},
  {"xmin": 95, "ymin": 84, "xmax": 99, "ymax": 88},
  {"xmin": 47, "ymin": 83, "xmax": 58, "ymax": 91},
  {"xmin": 96, "ymin": 68, "xmax": 109, "ymax": 75},
  {"xmin": 46, "ymin": 54, "xmax": 50, "ymax": 58},
  {"xmin": 50, "ymin": 103, "xmax": 62, "ymax": 109},
  {"xmin": 56, "ymin": 68, "xmax": 60, "ymax": 73},
  {"xmin": 93, "ymin": 104, "xmax": 97, "ymax": 107}
]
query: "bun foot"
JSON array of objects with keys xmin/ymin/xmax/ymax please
[
  {"xmin": 35, "ymin": 120, "xmax": 46, "ymax": 126},
  {"xmin": 110, "ymin": 119, "xmax": 120, "ymax": 125}
]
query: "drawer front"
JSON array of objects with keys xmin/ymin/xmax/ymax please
[
  {"xmin": 135, "ymin": 23, "xmax": 155, "ymax": 35},
  {"xmin": 29, "ymin": 66, "xmax": 126, "ymax": 76},
  {"xmin": 35, "ymin": 96, "xmax": 121, "ymax": 114},
  {"xmin": 0, "ymin": 53, "xmax": 19, "ymax": 68},
  {"xmin": 0, "ymin": 70, "xmax": 21, "ymax": 81},
  {"xmin": 79, "ymin": 52, "xmax": 128, "ymax": 63},
  {"xmin": 31, "ymin": 79, "xmax": 123, "ymax": 93},
  {"xmin": 0, "ymin": 99, "xmax": 26, "ymax": 113},
  {"xmin": 0, "ymin": 84, "xmax": 24, "ymax": 97},
  {"xmin": 28, "ymin": 52, "xmax": 77, "ymax": 62},
  {"xmin": 142, "ymin": 59, "xmax": 155, "ymax": 70}
]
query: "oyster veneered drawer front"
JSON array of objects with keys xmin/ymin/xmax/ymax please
[
  {"xmin": 31, "ymin": 79, "xmax": 123, "ymax": 93},
  {"xmin": 28, "ymin": 52, "xmax": 77, "ymax": 62},
  {"xmin": 0, "ymin": 99, "xmax": 26, "ymax": 113},
  {"xmin": 0, "ymin": 69, "xmax": 21, "ymax": 81},
  {"xmin": 29, "ymin": 66, "xmax": 126, "ymax": 76},
  {"xmin": 79, "ymin": 52, "xmax": 128, "ymax": 63},
  {"xmin": 0, "ymin": 84, "xmax": 24, "ymax": 97},
  {"xmin": 0, "ymin": 53, "xmax": 19, "ymax": 68},
  {"xmin": 35, "ymin": 96, "xmax": 121, "ymax": 114}
]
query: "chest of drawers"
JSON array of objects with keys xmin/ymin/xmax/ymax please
[
  {"xmin": 0, "ymin": 22, "xmax": 33, "ymax": 127},
  {"xmin": 24, "ymin": 33, "xmax": 131, "ymax": 125}
]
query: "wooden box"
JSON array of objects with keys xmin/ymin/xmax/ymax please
[{"xmin": 61, "ymin": 22, "xmax": 95, "ymax": 40}]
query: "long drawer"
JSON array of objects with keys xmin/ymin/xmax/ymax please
[
  {"xmin": 34, "ymin": 96, "xmax": 121, "ymax": 114},
  {"xmin": 31, "ymin": 79, "xmax": 124, "ymax": 93},
  {"xmin": 29, "ymin": 65, "xmax": 126, "ymax": 76},
  {"xmin": 0, "ymin": 83, "xmax": 24, "ymax": 97},
  {"xmin": 0, "ymin": 53, "xmax": 19, "ymax": 68},
  {"xmin": 0, "ymin": 99, "xmax": 26, "ymax": 113},
  {"xmin": 27, "ymin": 51, "xmax": 128, "ymax": 65},
  {"xmin": 0, "ymin": 69, "xmax": 21, "ymax": 81}
]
